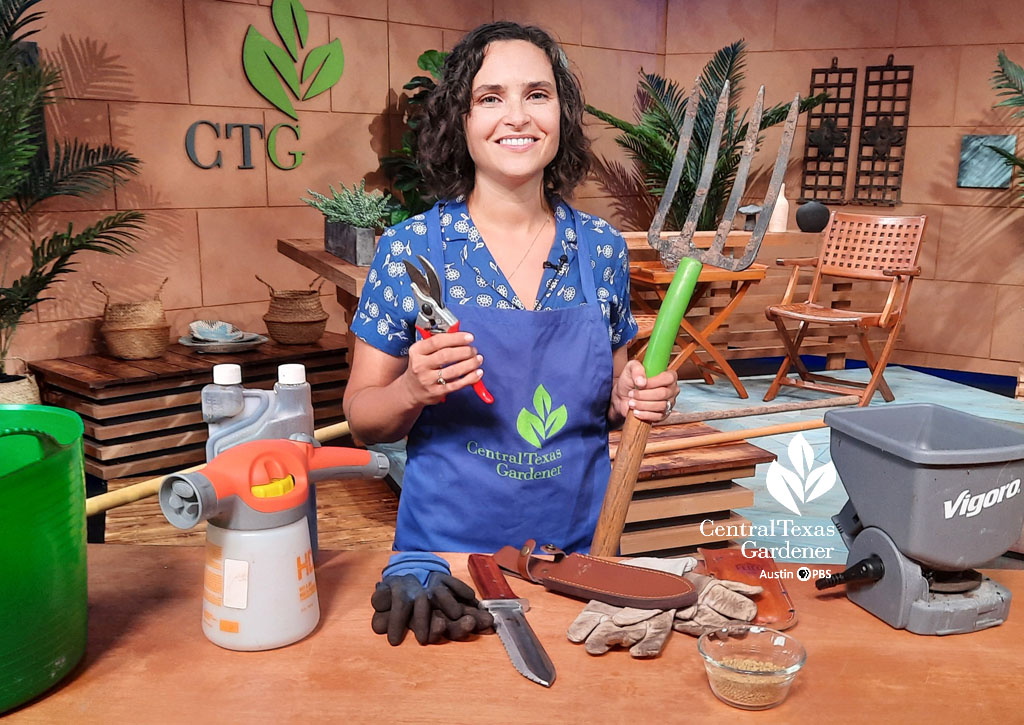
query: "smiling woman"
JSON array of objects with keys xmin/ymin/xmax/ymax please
[
  {"xmin": 341, "ymin": 22, "xmax": 681, "ymax": 571},
  {"xmin": 463, "ymin": 43, "xmax": 561, "ymax": 192}
]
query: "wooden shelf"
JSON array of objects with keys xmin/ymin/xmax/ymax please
[{"xmin": 30, "ymin": 333, "xmax": 350, "ymax": 481}]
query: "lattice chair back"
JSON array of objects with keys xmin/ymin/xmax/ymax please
[{"xmin": 817, "ymin": 212, "xmax": 927, "ymax": 282}]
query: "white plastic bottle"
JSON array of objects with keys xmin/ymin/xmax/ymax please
[
  {"xmin": 768, "ymin": 182, "xmax": 790, "ymax": 233},
  {"xmin": 201, "ymin": 519, "xmax": 319, "ymax": 651}
]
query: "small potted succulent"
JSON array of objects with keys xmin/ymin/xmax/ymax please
[{"xmin": 302, "ymin": 180, "xmax": 390, "ymax": 266}]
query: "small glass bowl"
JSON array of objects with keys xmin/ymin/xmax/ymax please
[{"xmin": 697, "ymin": 624, "xmax": 806, "ymax": 710}]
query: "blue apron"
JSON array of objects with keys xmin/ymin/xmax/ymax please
[{"xmin": 394, "ymin": 204, "xmax": 613, "ymax": 554}]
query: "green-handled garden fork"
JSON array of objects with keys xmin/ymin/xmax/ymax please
[{"xmin": 591, "ymin": 81, "xmax": 800, "ymax": 556}]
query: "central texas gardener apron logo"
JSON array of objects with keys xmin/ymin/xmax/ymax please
[
  {"xmin": 243, "ymin": 0, "xmax": 344, "ymax": 120},
  {"xmin": 516, "ymin": 385, "xmax": 567, "ymax": 449}
]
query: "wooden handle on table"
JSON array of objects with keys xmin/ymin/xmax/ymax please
[
  {"xmin": 591, "ymin": 413, "xmax": 652, "ymax": 556},
  {"xmin": 467, "ymin": 554, "xmax": 518, "ymax": 600},
  {"xmin": 84, "ymin": 421, "xmax": 351, "ymax": 517},
  {"xmin": 610, "ymin": 418, "xmax": 829, "ymax": 460},
  {"xmin": 85, "ymin": 464, "xmax": 204, "ymax": 518}
]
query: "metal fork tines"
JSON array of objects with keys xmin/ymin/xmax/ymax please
[{"xmin": 648, "ymin": 79, "xmax": 801, "ymax": 273}]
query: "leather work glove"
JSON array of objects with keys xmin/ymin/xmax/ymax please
[
  {"xmin": 370, "ymin": 552, "xmax": 493, "ymax": 646},
  {"xmin": 672, "ymin": 572, "xmax": 763, "ymax": 636},
  {"xmin": 566, "ymin": 557, "xmax": 697, "ymax": 659}
]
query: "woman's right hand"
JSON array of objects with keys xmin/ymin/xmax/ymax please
[{"xmin": 402, "ymin": 331, "xmax": 484, "ymax": 406}]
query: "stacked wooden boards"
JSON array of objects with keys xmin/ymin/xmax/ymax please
[
  {"xmin": 608, "ymin": 421, "xmax": 776, "ymax": 555},
  {"xmin": 28, "ymin": 333, "xmax": 349, "ymax": 482}
]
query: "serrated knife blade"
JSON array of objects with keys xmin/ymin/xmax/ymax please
[{"xmin": 468, "ymin": 554, "xmax": 556, "ymax": 688}]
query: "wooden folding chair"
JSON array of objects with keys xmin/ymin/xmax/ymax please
[{"xmin": 762, "ymin": 212, "xmax": 927, "ymax": 407}]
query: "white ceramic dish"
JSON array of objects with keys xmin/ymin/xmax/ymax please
[{"xmin": 177, "ymin": 335, "xmax": 268, "ymax": 353}]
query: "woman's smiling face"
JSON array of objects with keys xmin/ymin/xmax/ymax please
[{"xmin": 463, "ymin": 39, "xmax": 561, "ymax": 190}]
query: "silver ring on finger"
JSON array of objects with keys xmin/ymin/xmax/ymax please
[
  {"xmin": 436, "ymin": 372, "xmax": 446, "ymax": 386},
  {"xmin": 666, "ymin": 400, "xmax": 672, "ymax": 413}
]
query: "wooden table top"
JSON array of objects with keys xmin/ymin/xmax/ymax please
[
  {"xmin": 9, "ymin": 545, "xmax": 1023, "ymax": 723},
  {"xmin": 279, "ymin": 239, "xmax": 368, "ymax": 298},
  {"xmin": 629, "ymin": 260, "xmax": 768, "ymax": 285},
  {"xmin": 28, "ymin": 333, "xmax": 348, "ymax": 392},
  {"xmin": 622, "ymin": 230, "xmax": 820, "ymax": 252},
  {"xmin": 609, "ymin": 421, "xmax": 775, "ymax": 481}
]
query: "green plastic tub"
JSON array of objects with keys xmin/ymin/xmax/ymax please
[{"xmin": 0, "ymin": 405, "xmax": 87, "ymax": 714}]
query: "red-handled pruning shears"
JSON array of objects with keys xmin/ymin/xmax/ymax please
[{"xmin": 402, "ymin": 255, "xmax": 494, "ymax": 405}]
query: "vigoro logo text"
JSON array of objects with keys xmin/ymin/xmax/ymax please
[
  {"xmin": 185, "ymin": 0, "xmax": 344, "ymax": 171},
  {"xmin": 943, "ymin": 478, "xmax": 1020, "ymax": 519}
]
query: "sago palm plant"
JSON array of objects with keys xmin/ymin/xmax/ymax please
[
  {"xmin": 586, "ymin": 40, "xmax": 826, "ymax": 231},
  {"xmin": 379, "ymin": 49, "xmax": 447, "ymax": 225},
  {"xmin": 989, "ymin": 50, "xmax": 1024, "ymax": 198},
  {"xmin": 1, "ymin": 0, "xmax": 144, "ymax": 380}
]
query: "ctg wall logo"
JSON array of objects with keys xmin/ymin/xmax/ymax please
[{"xmin": 185, "ymin": 0, "xmax": 344, "ymax": 171}]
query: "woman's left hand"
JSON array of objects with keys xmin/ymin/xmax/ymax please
[{"xmin": 611, "ymin": 359, "xmax": 679, "ymax": 424}]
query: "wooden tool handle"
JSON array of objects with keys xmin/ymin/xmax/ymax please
[
  {"xmin": 468, "ymin": 554, "xmax": 517, "ymax": 600},
  {"xmin": 84, "ymin": 421, "xmax": 351, "ymax": 517},
  {"xmin": 610, "ymin": 418, "xmax": 828, "ymax": 460},
  {"xmin": 591, "ymin": 412, "xmax": 651, "ymax": 556}
]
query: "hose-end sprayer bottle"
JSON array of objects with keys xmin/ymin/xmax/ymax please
[
  {"xmin": 201, "ymin": 363, "xmax": 323, "ymax": 553},
  {"xmin": 159, "ymin": 439, "xmax": 389, "ymax": 651}
]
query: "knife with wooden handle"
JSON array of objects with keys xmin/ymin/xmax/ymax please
[{"xmin": 468, "ymin": 554, "xmax": 556, "ymax": 688}]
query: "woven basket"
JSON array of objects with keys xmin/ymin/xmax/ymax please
[
  {"xmin": 94, "ymin": 278, "xmax": 171, "ymax": 359},
  {"xmin": 0, "ymin": 374, "xmax": 41, "ymax": 405},
  {"xmin": 100, "ymin": 325, "xmax": 171, "ymax": 360},
  {"xmin": 257, "ymin": 275, "xmax": 328, "ymax": 345},
  {"xmin": 93, "ymin": 278, "xmax": 168, "ymax": 330}
]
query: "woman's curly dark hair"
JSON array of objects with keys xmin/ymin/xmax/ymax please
[{"xmin": 417, "ymin": 22, "xmax": 591, "ymax": 201}]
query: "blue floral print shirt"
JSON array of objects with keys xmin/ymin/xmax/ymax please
[{"xmin": 351, "ymin": 198, "xmax": 638, "ymax": 356}]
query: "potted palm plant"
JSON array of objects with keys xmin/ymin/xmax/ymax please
[
  {"xmin": 379, "ymin": 49, "xmax": 447, "ymax": 225},
  {"xmin": 301, "ymin": 180, "xmax": 390, "ymax": 266},
  {"xmin": 988, "ymin": 51, "xmax": 1024, "ymax": 405},
  {"xmin": 586, "ymin": 40, "xmax": 827, "ymax": 231},
  {"xmin": 1, "ymin": 0, "xmax": 145, "ymax": 402},
  {"xmin": 989, "ymin": 50, "xmax": 1024, "ymax": 197}
]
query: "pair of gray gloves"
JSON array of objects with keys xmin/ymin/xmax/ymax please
[{"xmin": 567, "ymin": 557, "xmax": 762, "ymax": 658}]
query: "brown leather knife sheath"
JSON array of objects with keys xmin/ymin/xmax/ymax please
[{"xmin": 491, "ymin": 539, "xmax": 698, "ymax": 610}]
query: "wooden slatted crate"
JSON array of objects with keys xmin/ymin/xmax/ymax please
[{"xmin": 608, "ymin": 421, "xmax": 776, "ymax": 555}]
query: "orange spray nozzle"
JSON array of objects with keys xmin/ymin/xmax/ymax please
[{"xmin": 159, "ymin": 439, "xmax": 389, "ymax": 530}]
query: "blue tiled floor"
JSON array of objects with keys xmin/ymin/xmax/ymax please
[{"xmin": 676, "ymin": 366, "xmax": 1024, "ymax": 564}]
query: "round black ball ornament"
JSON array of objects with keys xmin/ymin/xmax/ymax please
[{"xmin": 796, "ymin": 201, "xmax": 830, "ymax": 233}]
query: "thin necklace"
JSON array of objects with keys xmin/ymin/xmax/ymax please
[{"xmin": 505, "ymin": 215, "xmax": 551, "ymax": 281}]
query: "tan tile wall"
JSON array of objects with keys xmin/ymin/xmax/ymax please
[
  {"xmin": 663, "ymin": 0, "xmax": 1024, "ymax": 378},
  {"xmin": 11, "ymin": 0, "xmax": 1023, "ymax": 380}
]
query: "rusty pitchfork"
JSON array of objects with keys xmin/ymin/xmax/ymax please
[{"xmin": 591, "ymin": 81, "xmax": 801, "ymax": 556}]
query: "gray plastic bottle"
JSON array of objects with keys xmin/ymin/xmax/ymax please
[
  {"xmin": 202, "ymin": 363, "xmax": 320, "ymax": 552},
  {"xmin": 201, "ymin": 364, "xmax": 245, "ymax": 421}
]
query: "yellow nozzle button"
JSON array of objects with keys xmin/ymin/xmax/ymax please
[{"xmin": 251, "ymin": 475, "xmax": 295, "ymax": 498}]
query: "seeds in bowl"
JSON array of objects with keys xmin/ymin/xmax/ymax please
[{"xmin": 707, "ymin": 657, "xmax": 793, "ymax": 708}]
